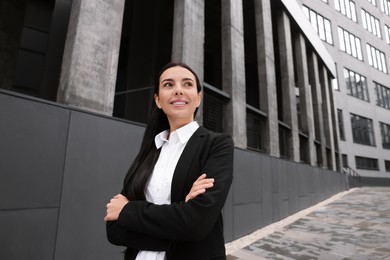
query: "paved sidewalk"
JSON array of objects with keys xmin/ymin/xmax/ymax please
[{"xmin": 227, "ymin": 187, "xmax": 390, "ymax": 260}]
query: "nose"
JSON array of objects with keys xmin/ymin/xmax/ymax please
[{"xmin": 174, "ymin": 86, "xmax": 183, "ymax": 95}]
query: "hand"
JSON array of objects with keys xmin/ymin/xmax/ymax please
[
  {"xmin": 185, "ymin": 173, "xmax": 214, "ymax": 202},
  {"xmin": 104, "ymin": 194, "xmax": 129, "ymax": 222}
]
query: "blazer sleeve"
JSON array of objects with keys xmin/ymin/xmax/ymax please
[
  {"xmin": 116, "ymin": 134, "xmax": 234, "ymax": 241},
  {"xmin": 106, "ymin": 220, "xmax": 174, "ymax": 251}
]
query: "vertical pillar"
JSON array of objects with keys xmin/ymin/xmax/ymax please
[
  {"xmin": 57, "ymin": 0, "xmax": 125, "ymax": 116},
  {"xmin": 221, "ymin": 0, "xmax": 247, "ymax": 148},
  {"xmin": 319, "ymin": 66, "xmax": 336, "ymax": 170},
  {"xmin": 277, "ymin": 11, "xmax": 299, "ymax": 162},
  {"xmin": 172, "ymin": 0, "xmax": 205, "ymax": 123},
  {"xmin": 254, "ymin": 0, "xmax": 279, "ymax": 157},
  {"xmin": 172, "ymin": 0, "xmax": 204, "ymax": 79},
  {"xmin": 308, "ymin": 51, "xmax": 327, "ymax": 168},
  {"xmin": 328, "ymin": 74, "xmax": 342, "ymax": 172},
  {"xmin": 294, "ymin": 33, "xmax": 316, "ymax": 166}
]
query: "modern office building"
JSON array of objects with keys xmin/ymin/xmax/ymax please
[
  {"xmin": 1, "ymin": 0, "xmax": 341, "ymax": 169},
  {"xmin": 1, "ymin": 0, "xmax": 349, "ymax": 259},
  {"xmin": 299, "ymin": 0, "xmax": 390, "ymax": 180}
]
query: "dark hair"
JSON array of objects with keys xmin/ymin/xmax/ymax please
[{"xmin": 123, "ymin": 62, "xmax": 202, "ymax": 200}]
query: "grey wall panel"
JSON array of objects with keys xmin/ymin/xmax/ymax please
[
  {"xmin": 260, "ymin": 155, "xmax": 273, "ymax": 227},
  {"xmin": 298, "ymin": 164, "xmax": 311, "ymax": 209},
  {"xmin": 233, "ymin": 149, "xmax": 262, "ymax": 204},
  {"xmin": 233, "ymin": 203, "xmax": 262, "ymax": 239},
  {"xmin": 0, "ymin": 94, "xmax": 69, "ymax": 209},
  {"xmin": 223, "ymin": 185, "xmax": 234, "ymax": 242},
  {"xmin": 0, "ymin": 208, "xmax": 58, "ymax": 260},
  {"xmin": 54, "ymin": 111, "xmax": 144, "ymax": 260},
  {"xmin": 311, "ymin": 169, "xmax": 321, "ymax": 204},
  {"xmin": 297, "ymin": 163, "xmax": 309, "ymax": 198},
  {"xmin": 278, "ymin": 160, "xmax": 289, "ymax": 220},
  {"xmin": 270, "ymin": 157, "xmax": 281, "ymax": 221},
  {"xmin": 287, "ymin": 163, "xmax": 299, "ymax": 215}
]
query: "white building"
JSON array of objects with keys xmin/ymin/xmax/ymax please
[{"xmin": 299, "ymin": 0, "xmax": 390, "ymax": 179}]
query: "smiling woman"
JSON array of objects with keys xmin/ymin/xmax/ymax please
[{"xmin": 105, "ymin": 62, "xmax": 234, "ymax": 260}]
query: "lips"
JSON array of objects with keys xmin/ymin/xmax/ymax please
[{"xmin": 170, "ymin": 100, "xmax": 188, "ymax": 105}]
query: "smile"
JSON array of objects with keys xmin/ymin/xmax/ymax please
[{"xmin": 171, "ymin": 101, "xmax": 188, "ymax": 105}]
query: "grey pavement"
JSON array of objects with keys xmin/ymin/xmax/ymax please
[{"xmin": 227, "ymin": 187, "xmax": 390, "ymax": 260}]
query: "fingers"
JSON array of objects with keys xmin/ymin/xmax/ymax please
[
  {"xmin": 192, "ymin": 178, "xmax": 214, "ymax": 190},
  {"xmin": 104, "ymin": 194, "xmax": 129, "ymax": 221},
  {"xmin": 195, "ymin": 173, "xmax": 207, "ymax": 182},
  {"xmin": 185, "ymin": 174, "xmax": 215, "ymax": 202}
]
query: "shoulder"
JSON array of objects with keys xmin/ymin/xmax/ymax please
[{"xmin": 196, "ymin": 127, "xmax": 234, "ymax": 147}]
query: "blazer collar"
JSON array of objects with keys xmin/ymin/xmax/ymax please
[{"xmin": 170, "ymin": 127, "xmax": 208, "ymax": 202}]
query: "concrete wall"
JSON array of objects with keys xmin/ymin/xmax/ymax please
[{"xmin": 0, "ymin": 90, "xmax": 346, "ymax": 259}]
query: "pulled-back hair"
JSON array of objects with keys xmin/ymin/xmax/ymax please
[{"xmin": 123, "ymin": 62, "xmax": 202, "ymax": 200}]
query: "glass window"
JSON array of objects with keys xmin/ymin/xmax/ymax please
[
  {"xmin": 356, "ymin": 156, "xmax": 379, "ymax": 170},
  {"xmin": 350, "ymin": 113, "xmax": 376, "ymax": 146},
  {"xmin": 366, "ymin": 43, "xmax": 388, "ymax": 73},
  {"xmin": 361, "ymin": 9, "xmax": 382, "ymax": 38},
  {"xmin": 368, "ymin": 0, "xmax": 377, "ymax": 6},
  {"xmin": 338, "ymin": 27, "xmax": 363, "ymax": 60},
  {"xmin": 344, "ymin": 68, "xmax": 369, "ymax": 101},
  {"xmin": 380, "ymin": 0, "xmax": 390, "ymax": 16},
  {"xmin": 335, "ymin": 0, "xmax": 357, "ymax": 22},
  {"xmin": 380, "ymin": 122, "xmax": 390, "ymax": 149},
  {"xmin": 303, "ymin": 6, "xmax": 333, "ymax": 44},
  {"xmin": 375, "ymin": 82, "xmax": 390, "ymax": 110},
  {"xmin": 338, "ymin": 109, "xmax": 346, "ymax": 140},
  {"xmin": 385, "ymin": 160, "xmax": 390, "ymax": 172},
  {"xmin": 384, "ymin": 25, "xmax": 390, "ymax": 44}
]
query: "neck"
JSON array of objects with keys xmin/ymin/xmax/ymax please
[{"xmin": 168, "ymin": 118, "xmax": 194, "ymax": 132}]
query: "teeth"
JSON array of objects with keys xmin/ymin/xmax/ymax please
[{"xmin": 173, "ymin": 102, "xmax": 186, "ymax": 105}]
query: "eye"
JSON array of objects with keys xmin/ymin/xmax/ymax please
[
  {"xmin": 162, "ymin": 82, "xmax": 173, "ymax": 87},
  {"xmin": 183, "ymin": 81, "xmax": 193, "ymax": 87}
]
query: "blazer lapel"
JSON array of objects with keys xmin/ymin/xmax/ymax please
[{"xmin": 171, "ymin": 127, "xmax": 208, "ymax": 202}]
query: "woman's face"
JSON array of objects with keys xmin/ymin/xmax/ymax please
[{"xmin": 154, "ymin": 66, "xmax": 202, "ymax": 130}]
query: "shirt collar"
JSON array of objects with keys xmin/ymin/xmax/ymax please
[{"xmin": 154, "ymin": 121, "xmax": 199, "ymax": 149}]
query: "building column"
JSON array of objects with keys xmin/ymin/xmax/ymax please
[
  {"xmin": 319, "ymin": 66, "xmax": 336, "ymax": 170},
  {"xmin": 172, "ymin": 0, "xmax": 204, "ymax": 79},
  {"xmin": 328, "ymin": 74, "xmax": 342, "ymax": 172},
  {"xmin": 172, "ymin": 0, "xmax": 205, "ymax": 123},
  {"xmin": 221, "ymin": 0, "xmax": 247, "ymax": 148},
  {"xmin": 57, "ymin": 0, "xmax": 125, "ymax": 115},
  {"xmin": 254, "ymin": 0, "xmax": 279, "ymax": 157},
  {"xmin": 277, "ymin": 11, "xmax": 299, "ymax": 162},
  {"xmin": 308, "ymin": 51, "xmax": 327, "ymax": 168},
  {"xmin": 294, "ymin": 33, "xmax": 316, "ymax": 166}
]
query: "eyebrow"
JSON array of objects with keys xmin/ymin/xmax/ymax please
[{"xmin": 161, "ymin": 78, "xmax": 195, "ymax": 83}]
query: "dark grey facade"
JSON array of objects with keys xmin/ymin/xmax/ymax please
[{"xmin": 0, "ymin": 90, "xmax": 346, "ymax": 259}]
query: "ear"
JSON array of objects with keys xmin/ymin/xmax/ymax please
[
  {"xmin": 196, "ymin": 91, "xmax": 202, "ymax": 108},
  {"xmin": 154, "ymin": 94, "xmax": 161, "ymax": 109}
]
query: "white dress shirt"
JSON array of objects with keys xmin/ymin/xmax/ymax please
[{"xmin": 135, "ymin": 121, "xmax": 199, "ymax": 260}]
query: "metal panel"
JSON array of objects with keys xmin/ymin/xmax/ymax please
[
  {"xmin": 279, "ymin": 159, "xmax": 289, "ymax": 219},
  {"xmin": 233, "ymin": 203, "xmax": 262, "ymax": 240},
  {"xmin": 270, "ymin": 157, "xmax": 281, "ymax": 221},
  {"xmin": 0, "ymin": 209, "xmax": 58, "ymax": 260},
  {"xmin": 260, "ymin": 155, "xmax": 273, "ymax": 227},
  {"xmin": 233, "ymin": 149, "xmax": 262, "ymax": 204},
  {"xmin": 223, "ymin": 184, "xmax": 234, "ymax": 242},
  {"xmin": 287, "ymin": 162, "xmax": 299, "ymax": 215},
  {"xmin": 0, "ymin": 93, "xmax": 69, "ymax": 210},
  {"xmin": 54, "ymin": 111, "xmax": 144, "ymax": 260}
]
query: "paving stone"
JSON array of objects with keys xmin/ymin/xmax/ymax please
[{"xmin": 227, "ymin": 187, "xmax": 390, "ymax": 259}]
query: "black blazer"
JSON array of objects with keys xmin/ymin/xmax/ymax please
[{"xmin": 106, "ymin": 126, "xmax": 234, "ymax": 260}]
